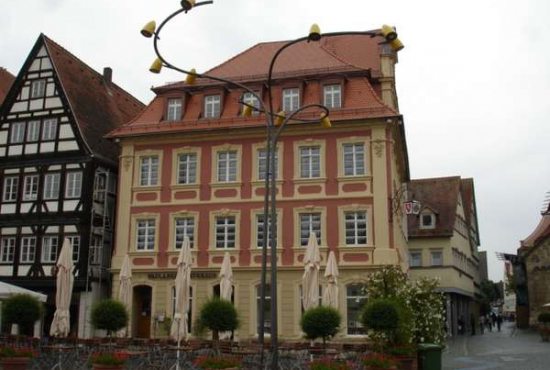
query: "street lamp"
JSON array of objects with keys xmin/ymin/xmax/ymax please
[{"xmin": 140, "ymin": 2, "xmax": 404, "ymax": 368}]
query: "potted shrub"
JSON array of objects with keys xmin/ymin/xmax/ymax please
[
  {"xmin": 90, "ymin": 299, "xmax": 129, "ymax": 370},
  {"xmin": 362, "ymin": 353, "xmax": 397, "ymax": 370},
  {"xmin": 195, "ymin": 298, "xmax": 239, "ymax": 352},
  {"xmin": 387, "ymin": 346, "xmax": 417, "ymax": 370},
  {"xmin": 89, "ymin": 352, "xmax": 129, "ymax": 370},
  {"xmin": 309, "ymin": 357, "xmax": 351, "ymax": 370},
  {"xmin": 0, "ymin": 347, "xmax": 37, "ymax": 370},
  {"xmin": 538, "ymin": 312, "xmax": 550, "ymax": 342},
  {"xmin": 300, "ymin": 306, "xmax": 341, "ymax": 354},
  {"xmin": 361, "ymin": 299, "xmax": 400, "ymax": 370},
  {"xmin": 2, "ymin": 294, "xmax": 42, "ymax": 338},
  {"xmin": 193, "ymin": 356, "xmax": 242, "ymax": 370}
]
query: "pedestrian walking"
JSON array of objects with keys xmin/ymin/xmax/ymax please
[
  {"xmin": 470, "ymin": 314, "xmax": 476, "ymax": 335},
  {"xmin": 479, "ymin": 315, "xmax": 485, "ymax": 334},
  {"xmin": 491, "ymin": 312, "xmax": 497, "ymax": 328},
  {"xmin": 486, "ymin": 315, "xmax": 492, "ymax": 332},
  {"xmin": 458, "ymin": 316, "xmax": 465, "ymax": 335},
  {"xmin": 497, "ymin": 314, "xmax": 502, "ymax": 332}
]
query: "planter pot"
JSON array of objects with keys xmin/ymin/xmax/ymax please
[
  {"xmin": 395, "ymin": 356, "xmax": 418, "ymax": 370},
  {"xmin": 540, "ymin": 328, "xmax": 550, "ymax": 342},
  {"xmin": 91, "ymin": 365, "xmax": 124, "ymax": 370},
  {"xmin": 1, "ymin": 357, "xmax": 31, "ymax": 370}
]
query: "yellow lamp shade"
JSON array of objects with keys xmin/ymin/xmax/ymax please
[
  {"xmin": 141, "ymin": 21, "xmax": 156, "ymax": 38},
  {"xmin": 242, "ymin": 105, "xmax": 252, "ymax": 117},
  {"xmin": 390, "ymin": 38, "xmax": 404, "ymax": 52},
  {"xmin": 321, "ymin": 114, "xmax": 332, "ymax": 128},
  {"xmin": 309, "ymin": 24, "xmax": 321, "ymax": 41},
  {"xmin": 381, "ymin": 24, "xmax": 397, "ymax": 41},
  {"xmin": 186, "ymin": 68, "xmax": 197, "ymax": 85},
  {"xmin": 274, "ymin": 112, "xmax": 285, "ymax": 126},
  {"xmin": 181, "ymin": 0, "xmax": 196, "ymax": 10},
  {"xmin": 149, "ymin": 58, "xmax": 162, "ymax": 74}
]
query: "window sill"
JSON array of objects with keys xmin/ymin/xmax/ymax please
[
  {"xmin": 170, "ymin": 184, "xmax": 200, "ymax": 191},
  {"xmin": 337, "ymin": 245, "xmax": 374, "ymax": 251},
  {"xmin": 128, "ymin": 251, "xmax": 157, "ymax": 256},
  {"xmin": 336, "ymin": 175, "xmax": 372, "ymax": 183},
  {"xmin": 132, "ymin": 186, "xmax": 162, "ymax": 192},
  {"xmin": 292, "ymin": 177, "xmax": 327, "ymax": 185},
  {"xmin": 210, "ymin": 182, "xmax": 242, "ymax": 189},
  {"xmin": 250, "ymin": 179, "xmax": 283, "ymax": 186}
]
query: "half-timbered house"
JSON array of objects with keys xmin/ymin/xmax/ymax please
[
  {"xmin": 0, "ymin": 68, "xmax": 15, "ymax": 105},
  {"xmin": 0, "ymin": 34, "xmax": 144, "ymax": 337}
]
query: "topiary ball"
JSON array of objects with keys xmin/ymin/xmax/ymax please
[
  {"xmin": 197, "ymin": 298, "xmax": 239, "ymax": 333},
  {"xmin": 91, "ymin": 299, "xmax": 129, "ymax": 333},
  {"xmin": 2, "ymin": 294, "xmax": 42, "ymax": 333},
  {"xmin": 300, "ymin": 305, "xmax": 341, "ymax": 341},
  {"xmin": 361, "ymin": 299, "xmax": 400, "ymax": 333}
]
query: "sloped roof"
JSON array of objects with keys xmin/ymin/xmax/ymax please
[
  {"xmin": 407, "ymin": 176, "xmax": 462, "ymax": 238},
  {"xmin": 41, "ymin": 35, "xmax": 145, "ymax": 161},
  {"xmin": 0, "ymin": 67, "xmax": 15, "ymax": 105},
  {"xmin": 521, "ymin": 214, "xmax": 550, "ymax": 248}
]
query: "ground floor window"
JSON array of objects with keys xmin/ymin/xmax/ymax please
[
  {"xmin": 346, "ymin": 283, "xmax": 367, "ymax": 335},
  {"xmin": 256, "ymin": 284, "xmax": 271, "ymax": 335}
]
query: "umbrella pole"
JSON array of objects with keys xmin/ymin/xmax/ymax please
[{"xmin": 177, "ymin": 318, "xmax": 181, "ymax": 370}]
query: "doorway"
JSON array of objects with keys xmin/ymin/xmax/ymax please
[{"xmin": 133, "ymin": 285, "xmax": 152, "ymax": 338}]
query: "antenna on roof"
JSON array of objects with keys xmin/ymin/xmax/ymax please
[{"xmin": 541, "ymin": 191, "xmax": 550, "ymax": 215}]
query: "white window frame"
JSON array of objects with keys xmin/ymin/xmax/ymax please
[
  {"xmin": 136, "ymin": 219, "xmax": 156, "ymax": 251},
  {"xmin": 20, "ymin": 237, "xmax": 36, "ymax": 263},
  {"xmin": 346, "ymin": 283, "xmax": 367, "ymax": 335},
  {"xmin": 42, "ymin": 118, "xmax": 57, "ymax": 141},
  {"xmin": 167, "ymin": 98, "xmax": 183, "ymax": 121},
  {"xmin": 174, "ymin": 217, "xmax": 195, "ymax": 249},
  {"xmin": 0, "ymin": 237, "xmax": 15, "ymax": 263},
  {"xmin": 31, "ymin": 79, "xmax": 46, "ymax": 99},
  {"xmin": 242, "ymin": 92, "xmax": 260, "ymax": 115},
  {"xmin": 344, "ymin": 211, "xmax": 368, "ymax": 246},
  {"xmin": 90, "ymin": 235, "xmax": 102, "ymax": 265},
  {"xmin": 23, "ymin": 175, "xmax": 39, "ymax": 201},
  {"xmin": 258, "ymin": 148, "xmax": 278, "ymax": 181},
  {"xmin": 299, "ymin": 213, "xmax": 322, "ymax": 246},
  {"xmin": 26, "ymin": 120, "xmax": 40, "ymax": 142},
  {"xmin": 3, "ymin": 176, "xmax": 19, "ymax": 202},
  {"xmin": 65, "ymin": 171, "xmax": 83, "ymax": 199},
  {"xmin": 177, "ymin": 153, "xmax": 197, "ymax": 185},
  {"xmin": 282, "ymin": 88, "xmax": 299, "ymax": 112},
  {"xmin": 43, "ymin": 173, "xmax": 60, "ymax": 200},
  {"xmin": 300, "ymin": 147, "xmax": 321, "ymax": 178},
  {"xmin": 431, "ymin": 250, "xmax": 443, "ymax": 266},
  {"xmin": 67, "ymin": 235, "xmax": 80, "ymax": 262},
  {"xmin": 215, "ymin": 216, "xmax": 236, "ymax": 249},
  {"xmin": 10, "ymin": 122, "xmax": 25, "ymax": 144},
  {"xmin": 42, "ymin": 236, "xmax": 58, "ymax": 263},
  {"xmin": 204, "ymin": 95, "xmax": 221, "ymax": 118},
  {"xmin": 139, "ymin": 156, "xmax": 159, "ymax": 187},
  {"xmin": 410, "ymin": 251, "xmax": 422, "ymax": 267},
  {"xmin": 323, "ymin": 84, "xmax": 342, "ymax": 109},
  {"xmin": 343, "ymin": 143, "xmax": 366, "ymax": 176},
  {"xmin": 217, "ymin": 151, "xmax": 237, "ymax": 182},
  {"xmin": 256, "ymin": 214, "xmax": 277, "ymax": 248},
  {"xmin": 420, "ymin": 213, "xmax": 436, "ymax": 229}
]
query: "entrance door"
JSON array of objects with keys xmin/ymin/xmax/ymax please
[{"xmin": 133, "ymin": 286, "xmax": 152, "ymax": 338}]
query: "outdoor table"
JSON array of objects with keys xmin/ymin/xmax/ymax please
[{"xmin": 42, "ymin": 345, "xmax": 75, "ymax": 370}]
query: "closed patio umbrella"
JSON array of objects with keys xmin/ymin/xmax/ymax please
[
  {"xmin": 50, "ymin": 238, "xmax": 74, "ymax": 337},
  {"xmin": 219, "ymin": 252, "xmax": 233, "ymax": 339},
  {"xmin": 302, "ymin": 232, "xmax": 321, "ymax": 311},
  {"xmin": 171, "ymin": 237, "xmax": 192, "ymax": 343},
  {"xmin": 117, "ymin": 254, "xmax": 132, "ymax": 337},
  {"xmin": 323, "ymin": 251, "xmax": 339, "ymax": 309}
]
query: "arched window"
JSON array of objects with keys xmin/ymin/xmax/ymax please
[
  {"xmin": 172, "ymin": 286, "xmax": 193, "ymax": 333},
  {"xmin": 213, "ymin": 284, "xmax": 235, "ymax": 303},
  {"xmin": 298, "ymin": 285, "xmax": 322, "ymax": 314},
  {"xmin": 346, "ymin": 283, "xmax": 367, "ymax": 335}
]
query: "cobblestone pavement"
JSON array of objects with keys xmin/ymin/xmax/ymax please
[{"xmin": 443, "ymin": 322, "xmax": 550, "ymax": 370}]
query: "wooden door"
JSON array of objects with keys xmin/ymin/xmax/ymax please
[{"xmin": 134, "ymin": 286, "xmax": 152, "ymax": 338}]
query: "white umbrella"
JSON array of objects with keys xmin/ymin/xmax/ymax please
[
  {"xmin": 117, "ymin": 255, "xmax": 132, "ymax": 337},
  {"xmin": 171, "ymin": 237, "xmax": 192, "ymax": 343},
  {"xmin": 50, "ymin": 238, "xmax": 74, "ymax": 337},
  {"xmin": 219, "ymin": 252, "xmax": 233, "ymax": 340},
  {"xmin": 302, "ymin": 232, "xmax": 321, "ymax": 311},
  {"xmin": 323, "ymin": 251, "xmax": 339, "ymax": 309}
]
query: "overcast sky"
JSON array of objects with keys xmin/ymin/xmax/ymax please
[{"xmin": 1, "ymin": 0, "xmax": 549, "ymax": 282}]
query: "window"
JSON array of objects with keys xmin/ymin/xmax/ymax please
[
  {"xmin": 256, "ymin": 284, "xmax": 271, "ymax": 335},
  {"xmin": 431, "ymin": 251, "xmax": 442, "ymax": 266},
  {"xmin": 256, "ymin": 214, "xmax": 277, "ymax": 248},
  {"xmin": 282, "ymin": 88, "xmax": 299, "ymax": 111},
  {"xmin": 3, "ymin": 176, "xmax": 19, "ymax": 202},
  {"xmin": 31, "ymin": 79, "xmax": 46, "ymax": 98},
  {"xmin": 177, "ymin": 154, "xmax": 197, "ymax": 185},
  {"xmin": 323, "ymin": 84, "xmax": 342, "ymax": 109},
  {"xmin": 420, "ymin": 213, "xmax": 436, "ymax": 229},
  {"xmin": 67, "ymin": 236, "xmax": 80, "ymax": 262},
  {"xmin": 172, "ymin": 286, "xmax": 193, "ymax": 333},
  {"xmin": 213, "ymin": 284, "xmax": 235, "ymax": 302},
  {"xmin": 299, "ymin": 285, "xmax": 322, "ymax": 313},
  {"xmin": 42, "ymin": 119, "xmax": 57, "ymax": 141},
  {"xmin": 258, "ymin": 149, "xmax": 278, "ymax": 181},
  {"xmin": 65, "ymin": 171, "xmax": 83, "ymax": 198},
  {"xmin": 204, "ymin": 95, "xmax": 221, "ymax": 118},
  {"xmin": 42, "ymin": 236, "xmax": 58, "ymax": 263},
  {"xmin": 23, "ymin": 175, "xmax": 39, "ymax": 201},
  {"xmin": 216, "ymin": 216, "xmax": 235, "ymax": 249},
  {"xmin": 343, "ymin": 143, "xmax": 365, "ymax": 176},
  {"xmin": 43, "ymin": 173, "xmax": 60, "ymax": 200},
  {"xmin": 27, "ymin": 120, "xmax": 40, "ymax": 142},
  {"xmin": 300, "ymin": 147, "xmax": 321, "ymax": 178},
  {"xmin": 20, "ymin": 237, "xmax": 36, "ymax": 263},
  {"xmin": 140, "ymin": 156, "xmax": 159, "ymax": 186},
  {"xmin": 300, "ymin": 213, "xmax": 321, "ymax": 246},
  {"xmin": 410, "ymin": 251, "xmax": 422, "ymax": 267},
  {"xmin": 136, "ymin": 220, "xmax": 155, "ymax": 250},
  {"xmin": 0, "ymin": 238, "xmax": 15, "ymax": 263},
  {"xmin": 10, "ymin": 122, "xmax": 25, "ymax": 143},
  {"xmin": 90, "ymin": 235, "xmax": 102, "ymax": 265},
  {"xmin": 175, "ymin": 217, "xmax": 195, "ymax": 249},
  {"xmin": 346, "ymin": 284, "xmax": 367, "ymax": 335},
  {"xmin": 242, "ymin": 92, "xmax": 260, "ymax": 115},
  {"xmin": 167, "ymin": 98, "xmax": 183, "ymax": 121},
  {"xmin": 345, "ymin": 211, "xmax": 367, "ymax": 246},
  {"xmin": 217, "ymin": 151, "xmax": 237, "ymax": 182}
]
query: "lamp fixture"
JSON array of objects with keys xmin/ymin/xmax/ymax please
[
  {"xmin": 390, "ymin": 38, "xmax": 404, "ymax": 52},
  {"xmin": 274, "ymin": 112, "xmax": 285, "ymax": 126},
  {"xmin": 141, "ymin": 21, "xmax": 156, "ymax": 38},
  {"xmin": 242, "ymin": 105, "xmax": 252, "ymax": 117},
  {"xmin": 149, "ymin": 58, "xmax": 163, "ymax": 74},
  {"xmin": 320, "ymin": 114, "xmax": 331, "ymax": 128},
  {"xmin": 181, "ymin": 0, "xmax": 196, "ymax": 11},
  {"xmin": 381, "ymin": 24, "xmax": 398, "ymax": 41},
  {"xmin": 186, "ymin": 68, "xmax": 197, "ymax": 84},
  {"xmin": 309, "ymin": 24, "xmax": 321, "ymax": 41}
]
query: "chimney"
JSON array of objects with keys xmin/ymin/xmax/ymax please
[{"xmin": 103, "ymin": 67, "xmax": 113, "ymax": 83}]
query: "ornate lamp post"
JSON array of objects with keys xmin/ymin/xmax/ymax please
[{"xmin": 140, "ymin": 2, "xmax": 404, "ymax": 368}]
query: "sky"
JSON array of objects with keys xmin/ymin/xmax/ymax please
[{"xmin": 1, "ymin": 0, "xmax": 549, "ymax": 282}]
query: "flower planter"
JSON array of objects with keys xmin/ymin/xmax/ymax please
[
  {"xmin": 540, "ymin": 327, "xmax": 550, "ymax": 342},
  {"xmin": 202, "ymin": 368, "xmax": 238, "ymax": 370},
  {"xmin": 91, "ymin": 364, "xmax": 124, "ymax": 370},
  {"xmin": 1, "ymin": 357, "xmax": 31, "ymax": 370},
  {"xmin": 395, "ymin": 356, "xmax": 417, "ymax": 370},
  {"xmin": 364, "ymin": 366, "xmax": 397, "ymax": 370}
]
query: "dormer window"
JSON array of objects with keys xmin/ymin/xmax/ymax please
[
  {"xmin": 204, "ymin": 94, "xmax": 221, "ymax": 118},
  {"xmin": 167, "ymin": 98, "xmax": 183, "ymax": 121},
  {"xmin": 242, "ymin": 92, "xmax": 260, "ymax": 115},
  {"xmin": 282, "ymin": 88, "xmax": 299, "ymax": 111},
  {"xmin": 420, "ymin": 212, "xmax": 436, "ymax": 229},
  {"xmin": 323, "ymin": 84, "xmax": 342, "ymax": 109}
]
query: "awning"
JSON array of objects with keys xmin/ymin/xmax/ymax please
[{"xmin": 0, "ymin": 281, "xmax": 47, "ymax": 302}]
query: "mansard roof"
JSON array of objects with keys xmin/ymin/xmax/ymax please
[{"xmin": 0, "ymin": 68, "xmax": 15, "ymax": 105}]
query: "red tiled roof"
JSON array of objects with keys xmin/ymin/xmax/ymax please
[
  {"xmin": 521, "ymin": 214, "xmax": 550, "ymax": 248},
  {"xmin": 42, "ymin": 35, "xmax": 145, "ymax": 161},
  {"xmin": 0, "ymin": 67, "xmax": 15, "ymax": 106}
]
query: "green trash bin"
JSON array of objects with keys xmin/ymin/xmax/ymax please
[{"xmin": 417, "ymin": 343, "xmax": 442, "ymax": 370}]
